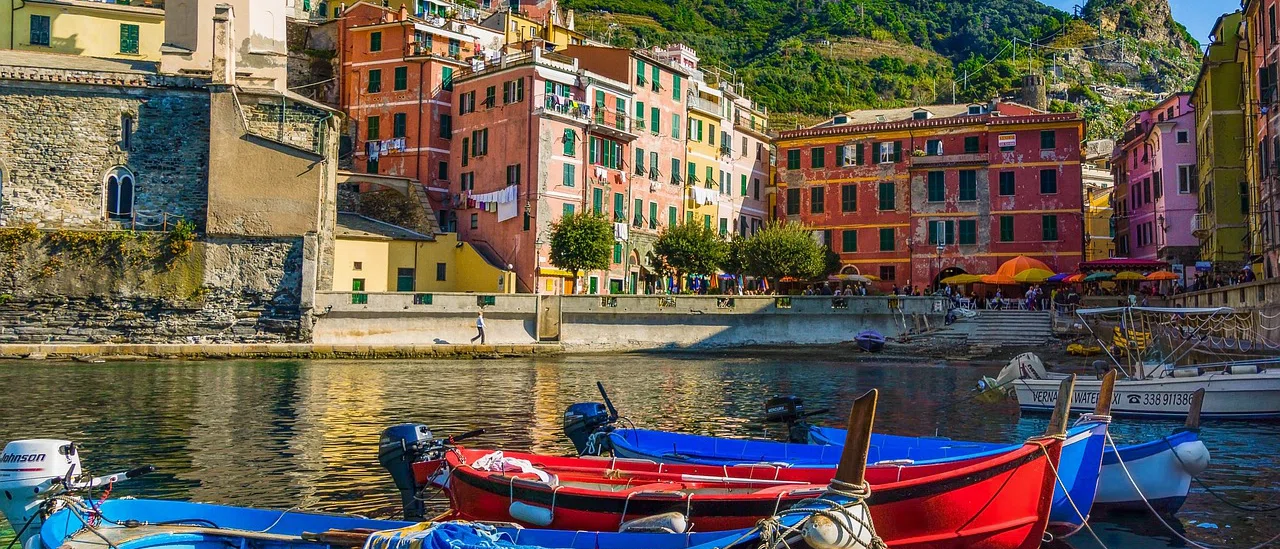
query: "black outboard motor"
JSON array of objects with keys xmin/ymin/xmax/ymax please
[
  {"xmin": 378, "ymin": 423, "xmax": 433, "ymax": 520},
  {"xmin": 764, "ymin": 396, "xmax": 828, "ymax": 443},
  {"xmin": 563, "ymin": 381, "xmax": 619, "ymax": 455}
]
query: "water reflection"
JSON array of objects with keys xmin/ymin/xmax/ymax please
[{"xmin": 1, "ymin": 355, "xmax": 1278, "ymax": 548}]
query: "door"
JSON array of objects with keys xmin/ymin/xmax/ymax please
[
  {"xmin": 589, "ymin": 276, "xmax": 598, "ymax": 294},
  {"xmin": 538, "ymin": 295, "xmax": 561, "ymax": 341},
  {"xmin": 396, "ymin": 268, "xmax": 415, "ymax": 292}
]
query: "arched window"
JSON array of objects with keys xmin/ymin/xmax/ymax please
[
  {"xmin": 121, "ymin": 114, "xmax": 134, "ymax": 151},
  {"xmin": 105, "ymin": 167, "xmax": 135, "ymax": 219}
]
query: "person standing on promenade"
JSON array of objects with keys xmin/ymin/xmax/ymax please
[{"xmin": 471, "ymin": 311, "xmax": 486, "ymax": 344}]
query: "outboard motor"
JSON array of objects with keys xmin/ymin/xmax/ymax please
[
  {"xmin": 378, "ymin": 424, "xmax": 434, "ymax": 521},
  {"xmin": 764, "ymin": 396, "xmax": 827, "ymax": 443},
  {"xmin": 563, "ymin": 382, "xmax": 619, "ymax": 455},
  {"xmin": 0, "ymin": 440, "xmax": 152, "ymax": 549}
]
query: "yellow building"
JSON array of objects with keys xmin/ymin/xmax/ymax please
[
  {"xmin": 480, "ymin": 9, "xmax": 584, "ymax": 52},
  {"xmin": 1085, "ymin": 186, "xmax": 1115, "ymax": 261},
  {"xmin": 334, "ymin": 213, "xmax": 516, "ymax": 293},
  {"xmin": 685, "ymin": 80, "xmax": 723, "ymax": 229},
  {"xmin": 0, "ymin": 0, "xmax": 164, "ymax": 61}
]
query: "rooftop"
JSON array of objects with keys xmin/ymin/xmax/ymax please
[
  {"xmin": 778, "ymin": 101, "xmax": 1078, "ymax": 141},
  {"xmin": 336, "ymin": 213, "xmax": 434, "ymax": 241},
  {"xmin": 0, "ymin": 49, "xmax": 157, "ymax": 74}
]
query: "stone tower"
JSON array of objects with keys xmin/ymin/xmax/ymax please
[{"xmin": 1021, "ymin": 74, "xmax": 1048, "ymax": 111}]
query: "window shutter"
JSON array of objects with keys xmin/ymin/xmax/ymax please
[
  {"xmin": 855, "ymin": 143, "xmax": 864, "ymax": 165},
  {"xmin": 893, "ymin": 141, "xmax": 902, "ymax": 162},
  {"xmin": 836, "ymin": 145, "xmax": 846, "ymax": 166}
]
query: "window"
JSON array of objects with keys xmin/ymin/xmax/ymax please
[
  {"xmin": 438, "ymin": 161, "xmax": 448, "ymax": 181},
  {"xmin": 471, "ymin": 129, "xmax": 488, "ymax": 156},
  {"xmin": 484, "ymin": 86, "xmax": 496, "ymax": 108},
  {"xmin": 635, "ymin": 59, "xmax": 646, "ymax": 85},
  {"xmin": 719, "ymin": 217, "xmax": 728, "ymax": 235},
  {"xmin": 1040, "ymin": 130, "xmax": 1056, "ymax": 149},
  {"xmin": 121, "ymin": 115, "xmax": 133, "ymax": 151},
  {"xmin": 926, "ymin": 139, "xmax": 943, "ymax": 156},
  {"xmin": 442, "ymin": 67, "xmax": 454, "ymax": 91},
  {"xmin": 649, "ymin": 202, "xmax": 658, "ymax": 229},
  {"xmin": 672, "ymin": 114, "xmax": 681, "ymax": 139},
  {"xmin": 29, "ymin": 15, "xmax": 50, "ymax": 46},
  {"xmin": 613, "ymin": 192, "xmax": 625, "ymax": 222},
  {"xmin": 459, "ymin": 91, "xmax": 475, "ymax": 114},
  {"xmin": 740, "ymin": 174, "xmax": 747, "ymax": 196},
  {"xmin": 120, "ymin": 24, "xmax": 139, "ymax": 54},
  {"xmin": 672, "ymin": 74, "xmax": 681, "ymax": 100},
  {"xmin": 964, "ymin": 136, "xmax": 980, "ymax": 154},
  {"xmin": 651, "ymin": 107, "xmax": 660, "ymax": 135},
  {"xmin": 878, "ymin": 182, "xmax": 895, "ymax": 210},
  {"xmin": 1178, "ymin": 165, "xmax": 1198, "ymax": 193},
  {"xmin": 753, "ymin": 178, "xmax": 761, "ymax": 200},
  {"xmin": 366, "ymin": 157, "xmax": 378, "ymax": 173},
  {"xmin": 448, "ymin": 39, "xmax": 459, "ymax": 58},
  {"xmin": 635, "ymin": 198, "xmax": 644, "ymax": 226},
  {"xmin": 651, "ymin": 151, "xmax": 659, "ymax": 181},
  {"xmin": 1154, "ymin": 170, "xmax": 1163, "ymax": 199},
  {"xmin": 367, "ymin": 69, "xmax": 382, "ymax": 93},
  {"xmin": 502, "ymin": 79, "xmax": 524, "ymax": 103},
  {"xmin": 671, "ymin": 158, "xmax": 681, "ymax": 184},
  {"xmin": 879, "ymin": 228, "xmax": 895, "ymax": 251},
  {"xmin": 1242, "ymin": 181, "xmax": 1251, "ymax": 214},
  {"xmin": 461, "ymin": 172, "xmax": 475, "ymax": 191},
  {"xmin": 958, "ymin": 220, "xmax": 976, "ymax": 245},
  {"xmin": 1143, "ymin": 178, "xmax": 1151, "ymax": 203},
  {"xmin": 439, "ymin": 114, "xmax": 452, "ymax": 138},
  {"xmin": 436, "ymin": 263, "xmax": 447, "ymax": 281},
  {"xmin": 928, "ymin": 220, "xmax": 955, "ymax": 245},
  {"xmin": 786, "ymin": 188, "xmax": 801, "ymax": 215},
  {"xmin": 879, "ymin": 266, "xmax": 896, "ymax": 282},
  {"xmin": 927, "ymin": 172, "xmax": 945, "ymax": 202},
  {"xmin": 563, "ymin": 129, "xmax": 576, "ymax": 156},
  {"xmin": 958, "ymin": 170, "xmax": 976, "ymax": 201},
  {"xmin": 705, "ymin": 166, "xmax": 714, "ymax": 188},
  {"xmin": 105, "ymin": 167, "xmax": 135, "ymax": 218},
  {"xmin": 787, "ymin": 149, "xmax": 801, "ymax": 169},
  {"xmin": 841, "ymin": 184, "xmax": 857, "ymax": 212},
  {"xmin": 506, "ymin": 164, "xmax": 521, "ymax": 187},
  {"xmin": 1042, "ymin": 215, "xmax": 1058, "ymax": 241},
  {"xmin": 704, "ymin": 215, "xmax": 712, "ymax": 230},
  {"xmin": 370, "ymin": 31, "xmax": 382, "ymax": 51},
  {"xmin": 1177, "ymin": 131, "xmax": 1189, "ymax": 144},
  {"xmin": 651, "ymin": 65, "xmax": 659, "ymax": 91},
  {"xmin": 635, "ymin": 101, "xmax": 646, "ymax": 130},
  {"xmin": 396, "ymin": 268, "xmax": 415, "ymax": 292},
  {"xmin": 392, "ymin": 113, "xmax": 406, "ymax": 138},
  {"xmin": 1040, "ymin": 169, "xmax": 1057, "ymax": 194},
  {"xmin": 810, "ymin": 186, "xmax": 825, "ymax": 213},
  {"xmin": 668, "ymin": 206, "xmax": 678, "ymax": 227},
  {"xmin": 999, "ymin": 216, "xmax": 1014, "ymax": 242},
  {"xmin": 811, "ymin": 147, "xmax": 825, "ymax": 168},
  {"xmin": 878, "ymin": 141, "xmax": 900, "ymax": 163},
  {"xmin": 561, "ymin": 163, "xmax": 575, "ymax": 187},
  {"xmin": 393, "ymin": 66, "xmax": 408, "ymax": 91},
  {"xmin": 842, "ymin": 229, "xmax": 858, "ymax": 253},
  {"xmin": 353, "ymin": 262, "xmax": 363, "ymax": 271},
  {"xmin": 366, "ymin": 116, "xmax": 380, "ymax": 140},
  {"xmin": 709, "ymin": 125, "xmax": 717, "ymax": 146},
  {"xmin": 634, "ymin": 147, "xmax": 646, "ymax": 174},
  {"xmin": 460, "ymin": 137, "xmax": 468, "ymax": 166}
]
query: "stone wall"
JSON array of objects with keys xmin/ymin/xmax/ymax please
[
  {"xmin": 241, "ymin": 94, "xmax": 332, "ymax": 154},
  {"xmin": 0, "ymin": 79, "xmax": 211, "ymax": 230}
]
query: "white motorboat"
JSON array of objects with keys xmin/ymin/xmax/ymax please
[{"xmin": 987, "ymin": 306, "xmax": 1280, "ymax": 419}]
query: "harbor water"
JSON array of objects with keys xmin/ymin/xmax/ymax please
[{"xmin": 1, "ymin": 355, "xmax": 1278, "ymax": 548}]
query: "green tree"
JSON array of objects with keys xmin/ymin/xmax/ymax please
[
  {"xmin": 742, "ymin": 221, "xmax": 827, "ymax": 283},
  {"xmin": 654, "ymin": 222, "xmax": 726, "ymax": 287},
  {"xmin": 720, "ymin": 235, "xmax": 750, "ymax": 276},
  {"xmin": 549, "ymin": 212, "xmax": 613, "ymax": 294}
]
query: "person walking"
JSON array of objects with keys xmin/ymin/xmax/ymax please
[{"xmin": 471, "ymin": 310, "xmax": 486, "ymax": 344}]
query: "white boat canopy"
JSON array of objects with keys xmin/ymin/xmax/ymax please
[{"xmin": 1075, "ymin": 306, "xmax": 1235, "ymax": 316}]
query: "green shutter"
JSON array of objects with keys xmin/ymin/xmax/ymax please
[
  {"xmin": 836, "ymin": 145, "xmax": 845, "ymax": 167},
  {"xmin": 855, "ymin": 143, "xmax": 864, "ymax": 165},
  {"xmin": 394, "ymin": 66, "xmax": 408, "ymax": 90},
  {"xmin": 741, "ymin": 174, "xmax": 747, "ymax": 196},
  {"xmin": 879, "ymin": 228, "xmax": 895, "ymax": 251},
  {"xmin": 651, "ymin": 107, "xmax": 660, "ymax": 134},
  {"xmin": 892, "ymin": 141, "xmax": 902, "ymax": 162},
  {"xmin": 650, "ymin": 202, "xmax": 658, "ymax": 229},
  {"xmin": 589, "ymin": 136, "xmax": 597, "ymax": 164},
  {"xmin": 120, "ymin": 24, "xmax": 139, "ymax": 55},
  {"xmin": 673, "ymin": 74, "xmax": 681, "ymax": 100},
  {"xmin": 614, "ymin": 192, "xmax": 624, "ymax": 220},
  {"xmin": 668, "ymin": 206, "xmax": 677, "ymax": 227},
  {"xmin": 878, "ymin": 182, "xmax": 894, "ymax": 210},
  {"xmin": 593, "ymin": 188, "xmax": 603, "ymax": 213}
]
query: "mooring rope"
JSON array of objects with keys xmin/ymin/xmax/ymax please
[
  {"xmin": 1160, "ymin": 437, "xmax": 1280, "ymax": 513},
  {"xmin": 716, "ymin": 479, "xmax": 885, "ymax": 549},
  {"xmin": 1039, "ymin": 444, "xmax": 1109, "ymax": 547}
]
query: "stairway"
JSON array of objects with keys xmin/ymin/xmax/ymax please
[{"xmin": 969, "ymin": 310, "xmax": 1055, "ymax": 347}]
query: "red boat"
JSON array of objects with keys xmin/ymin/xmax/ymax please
[{"xmin": 421, "ymin": 436, "xmax": 1063, "ymax": 549}]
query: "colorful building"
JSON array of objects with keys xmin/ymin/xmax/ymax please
[
  {"xmin": 1112, "ymin": 93, "xmax": 1198, "ymax": 268},
  {"xmin": 0, "ymin": 0, "xmax": 164, "ymax": 61},
  {"xmin": 480, "ymin": 8, "xmax": 583, "ymax": 52},
  {"xmin": 1085, "ymin": 186, "xmax": 1115, "ymax": 261},
  {"xmin": 447, "ymin": 48, "xmax": 638, "ymax": 294},
  {"xmin": 333, "ymin": 213, "xmax": 515, "ymax": 293},
  {"xmin": 336, "ymin": 1, "xmax": 486, "ymax": 224},
  {"xmin": 1191, "ymin": 12, "xmax": 1251, "ymax": 271},
  {"xmin": 1243, "ymin": 0, "xmax": 1279, "ymax": 276},
  {"xmin": 560, "ymin": 44, "xmax": 693, "ymax": 292},
  {"xmin": 774, "ymin": 96, "xmax": 1085, "ymax": 288}
]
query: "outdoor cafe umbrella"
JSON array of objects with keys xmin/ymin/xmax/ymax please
[
  {"xmin": 1065, "ymin": 273, "xmax": 1086, "ymax": 283},
  {"xmin": 1146, "ymin": 270, "xmax": 1179, "ymax": 281},
  {"xmin": 1114, "ymin": 271, "xmax": 1147, "ymax": 281},
  {"xmin": 981, "ymin": 273, "xmax": 1019, "ymax": 285},
  {"xmin": 1084, "ymin": 271, "xmax": 1116, "ymax": 282},
  {"xmin": 1012, "ymin": 268, "xmax": 1055, "ymax": 283},
  {"xmin": 1047, "ymin": 273, "xmax": 1073, "ymax": 283},
  {"xmin": 996, "ymin": 255, "xmax": 1053, "ymax": 276},
  {"xmin": 941, "ymin": 273, "xmax": 985, "ymax": 284}
]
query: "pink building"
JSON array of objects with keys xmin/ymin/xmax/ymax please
[
  {"xmin": 448, "ymin": 49, "xmax": 638, "ymax": 294},
  {"xmin": 1113, "ymin": 93, "xmax": 1199, "ymax": 267}
]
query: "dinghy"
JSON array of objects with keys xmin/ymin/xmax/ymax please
[
  {"xmin": 855, "ymin": 330, "xmax": 886, "ymax": 352},
  {"xmin": 385, "ymin": 380, "xmax": 1078, "ymax": 549},
  {"xmin": 28, "ymin": 393, "xmax": 892, "ymax": 549},
  {"xmin": 986, "ymin": 306, "xmax": 1280, "ymax": 419}
]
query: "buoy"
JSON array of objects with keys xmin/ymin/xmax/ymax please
[
  {"xmin": 801, "ymin": 499, "xmax": 875, "ymax": 549},
  {"xmin": 1173, "ymin": 440, "xmax": 1210, "ymax": 476},
  {"xmin": 508, "ymin": 501, "xmax": 553, "ymax": 526}
]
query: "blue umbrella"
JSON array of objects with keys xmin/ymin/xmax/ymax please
[{"xmin": 1047, "ymin": 273, "xmax": 1072, "ymax": 283}]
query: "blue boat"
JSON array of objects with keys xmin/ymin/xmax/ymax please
[{"xmin": 855, "ymin": 330, "xmax": 886, "ymax": 352}]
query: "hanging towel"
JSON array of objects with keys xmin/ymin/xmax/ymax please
[
  {"xmin": 613, "ymin": 222, "xmax": 628, "ymax": 242},
  {"xmin": 497, "ymin": 198, "xmax": 518, "ymax": 222}
]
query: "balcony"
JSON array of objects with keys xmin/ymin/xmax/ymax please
[
  {"xmin": 1192, "ymin": 213, "xmax": 1212, "ymax": 239},
  {"xmin": 687, "ymin": 94, "xmax": 721, "ymax": 118},
  {"xmin": 588, "ymin": 107, "xmax": 638, "ymax": 142},
  {"xmin": 734, "ymin": 114, "xmax": 768, "ymax": 138}
]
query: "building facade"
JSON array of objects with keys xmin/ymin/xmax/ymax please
[
  {"xmin": 1191, "ymin": 12, "xmax": 1251, "ymax": 271},
  {"xmin": 0, "ymin": 0, "xmax": 164, "ymax": 61},
  {"xmin": 774, "ymin": 100, "xmax": 1085, "ymax": 288},
  {"xmin": 1085, "ymin": 186, "xmax": 1115, "ymax": 261},
  {"xmin": 1112, "ymin": 93, "xmax": 1198, "ymax": 267},
  {"xmin": 1244, "ymin": 0, "xmax": 1280, "ymax": 276}
]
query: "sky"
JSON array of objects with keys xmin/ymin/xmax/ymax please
[{"xmin": 1043, "ymin": 0, "xmax": 1240, "ymax": 47}]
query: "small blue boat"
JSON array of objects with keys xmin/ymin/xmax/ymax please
[{"xmin": 855, "ymin": 329, "xmax": 886, "ymax": 352}]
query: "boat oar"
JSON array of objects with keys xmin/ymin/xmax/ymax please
[
  {"xmin": 800, "ymin": 389, "xmax": 882, "ymax": 549},
  {"xmin": 1184, "ymin": 388, "xmax": 1205, "ymax": 431},
  {"xmin": 1045, "ymin": 374, "xmax": 1076, "ymax": 437},
  {"xmin": 1095, "ymin": 370, "xmax": 1117, "ymax": 417}
]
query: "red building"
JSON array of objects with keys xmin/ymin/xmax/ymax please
[
  {"xmin": 337, "ymin": 2, "xmax": 479, "ymax": 223},
  {"xmin": 774, "ymin": 100, "xmax": 1085, "ymax": 288}
]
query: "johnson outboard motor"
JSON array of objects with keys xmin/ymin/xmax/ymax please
[
  {"xmin": 378, "ymin": 424, "xmax": 435, "ymax": 520},
  {"xmin": 764, "ymin": 396, "xmax": 828, "ymax": 443},
  {"xmin": 0, "ymin": 439, "xmax": 153, "ymax": 549},
  {"xmin": 563, "ymin": 382, "xmax": 618, "ymax": 455}
]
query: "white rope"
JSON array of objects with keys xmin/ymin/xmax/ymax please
[{"xmin": 1039, "ymin": 445, "xmax": 1108, "ymax": 547}]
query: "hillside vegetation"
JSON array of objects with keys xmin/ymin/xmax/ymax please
[{"xmin": 566, "ymin": 0, "xmax": 1204, "ymax": 138}]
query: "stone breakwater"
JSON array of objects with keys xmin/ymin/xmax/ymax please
[{"xmin": 0, "ymin": 343, "xmax": 559, "ymax": 360}]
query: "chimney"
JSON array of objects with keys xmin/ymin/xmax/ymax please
[
  {"xmin": 1021, "ymin": 74, "xmax": 1047, "ymax": 111},
  {"xmin": 211, "ymin": 4, "xmax": 235, "ymax": 86},
  {"xmin": 399, "ymin": 4, "xmax": 408, "ymax": 20}
]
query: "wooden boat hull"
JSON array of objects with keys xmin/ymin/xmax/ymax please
[
  {"xmin": 438, "ymin": 440, "xmax": 1062, "ymax": 549},
  {"xmin": 1094, "ymin": 429, "xmax": 1207, "ymax": 513},
  {"xmin": 1010, "ymin": 372, "xmax": 1280, "ymax": 419}
]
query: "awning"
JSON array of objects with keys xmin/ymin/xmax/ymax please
[
  {"xmin": 538, "ymin": 267, "xmax": 575, "ymax": 278},
  {"xmin": 1078, "ymin": 258, "xmax": 1169, "ymax": 272}
]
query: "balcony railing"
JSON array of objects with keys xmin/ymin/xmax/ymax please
[{"xmin": 687, "ymin": 94, "xmax": 721, "ymax": 117}]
